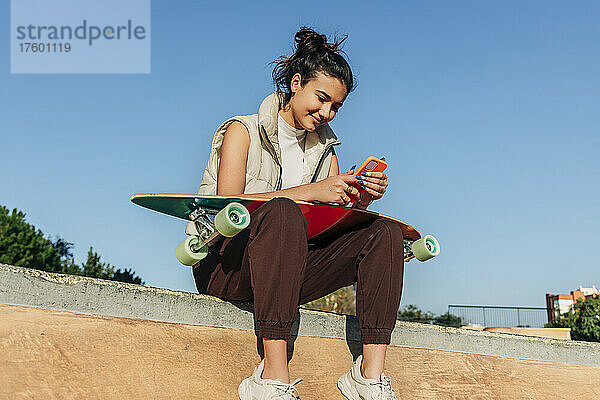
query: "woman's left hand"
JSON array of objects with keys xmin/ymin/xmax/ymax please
[{"xmin": 353, "ymin": 171, "xmax": 388, "ymax": 208}]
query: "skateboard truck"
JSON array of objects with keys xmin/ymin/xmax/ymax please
[
  {"xmin": 189, "ymin": 208, "xmax": 217, "ymax": 242},
  {"xmin": 176, "ymin": 202, "xmax": 251, "ymax": 266}
]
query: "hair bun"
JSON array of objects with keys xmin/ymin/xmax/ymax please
[{"xmin": 295, "ymin": 27, "xmax": 333, "ymax": 53}]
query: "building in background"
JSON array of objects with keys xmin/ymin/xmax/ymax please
[{"xmin": 546, "ymin": 285, "xmax": 600, "ymax": 322}]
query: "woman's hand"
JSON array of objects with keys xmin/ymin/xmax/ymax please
[
  {"xmin": 353, "ymin": 171, "xmax": 388, "ymax": 209},
  {"xmin": 309, "ymin": 172, "xmax": 361, "ymax": 206}
]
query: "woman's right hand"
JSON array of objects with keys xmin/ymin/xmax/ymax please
[{"xmin": 309, "ymin": 172, "xmax": 360, "ymax": 205}]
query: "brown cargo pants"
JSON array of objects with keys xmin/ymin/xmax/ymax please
[{"xmin": 192, "ymin": 197, "xmax": 404, "ymax": 345}]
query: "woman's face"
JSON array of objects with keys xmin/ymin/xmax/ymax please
[{"xmin": 287, "ymin": 72, "xmax": 347, "ymax": 131}]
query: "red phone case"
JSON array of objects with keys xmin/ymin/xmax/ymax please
[{"xmin": 349, "ymin": 156, "xmax": 387, "ymax": 202}]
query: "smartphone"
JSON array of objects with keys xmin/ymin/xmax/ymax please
[{"xmin": 349, "ymin": 156, "xmax": 387, "ymax": 202}]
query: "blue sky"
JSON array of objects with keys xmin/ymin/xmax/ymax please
[{"xmin": 1, "ymin": 1, "xmax": 598, "ymax": 315}]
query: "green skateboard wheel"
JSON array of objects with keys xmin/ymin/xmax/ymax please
[
  {"xmin": 411, "ymin": 235, "xmax": 440, "ymax": 262},
  {"xmin": 214, "ymin": 202, "xmax": 250, "ymax": 237},
  {"xmin": 176, "ymin": 236, "xmax": 208, "ymax": 266}
]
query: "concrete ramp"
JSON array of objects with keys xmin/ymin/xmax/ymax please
[{"xmin": 1, "ymin": 264, "xmax": 600, "ymax": 399}]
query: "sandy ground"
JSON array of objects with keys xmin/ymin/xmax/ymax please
[{"xmin": 1, "ymin": 304, "xmax": 599, "ymax": 399}]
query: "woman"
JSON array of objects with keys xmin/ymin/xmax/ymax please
[{"xmin": 191, "ymin": 27, "xmax": 402, "ymax": 400}]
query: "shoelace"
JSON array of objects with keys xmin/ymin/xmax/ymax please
[
  {"xmin": 370, "ymin": 375, "xmax": 396, "ymax": 400},
  {"xmin": 268, "ymin": 378, "xmax": 303, "ymax": 399}
]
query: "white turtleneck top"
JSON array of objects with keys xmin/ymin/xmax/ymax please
[{"xmin": 277, "ymin": 113, "xmax": 307, "ymax": 189}]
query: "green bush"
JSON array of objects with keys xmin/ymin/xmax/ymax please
[{"xmin": 546, "ymin": 296, "xmax": 600, "ymax": 342}]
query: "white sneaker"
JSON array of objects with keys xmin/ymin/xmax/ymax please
[
  {"xmin": 337, "ymin": 355, "xmax": 397, "ymax": 400},
  {"xmin": 238, "ymin": 359, "xmax": 303, "ymax": 400}
]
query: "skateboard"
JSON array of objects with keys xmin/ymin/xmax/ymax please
[{"xmin": 130, "ymin": 193, "xmax": 440, "ymax": 266}]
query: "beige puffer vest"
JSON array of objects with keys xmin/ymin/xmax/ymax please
[{"xmin": 196, "ymin": 92, "xmax": 342, "ymax": 195}]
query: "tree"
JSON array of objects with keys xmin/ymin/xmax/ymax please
[
  {"xmin": 397, "ymin": 304, "xmax": 435, "ymax": 324},
  {"xmin": 396, "ymin": 305, "xmax": 463, "ymax": 327},
  {"xmin": 0, "ymin": 206, "xmax": 62, "ymax": 271},
  {"xmin": 0, "ymin": 205, "xmax": 144, "ymax": 285},
  {"xmin": 81, "ymin": 247, "xmax": 144, "ymax": 285},
  {"xmin": 113, "ymin": 267, "xmax": 144, "ymax": 285},
  {"xmin": 81, "ymin": 247, "xmax": 113, "ymax": 279},
  {"xmin": 433, "ymin": 312, "xmax": 463, "ymax": 328},
  {"xmin": 546, "ymin": 296, "xmax": 600, "ymax": 342}
]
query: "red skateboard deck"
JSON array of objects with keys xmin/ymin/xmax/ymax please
[
  {"xmin": 131, "ymin": 193, "xmax": 440, "ymax": 265},
  {"xmin": 130, "ymin": 193, "xmax": 421, "ymax": 241}
]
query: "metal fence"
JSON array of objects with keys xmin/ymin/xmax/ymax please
[{"xmin": 448, "ymin": 305, "xmax": 549, "ymax": 328}]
